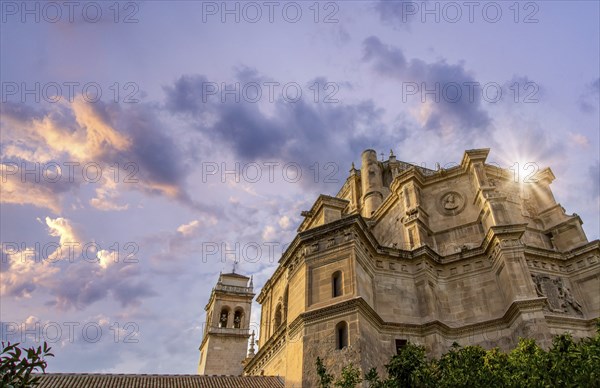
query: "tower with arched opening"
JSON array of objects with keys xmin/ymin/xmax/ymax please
[{"xmin": 198, "ymin": 272, "xmax": 254, "ymax": 375}]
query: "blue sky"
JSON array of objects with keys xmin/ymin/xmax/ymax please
[{"xmin": 1, "ymin": 0, "xmax": 598, "ymax": 373}]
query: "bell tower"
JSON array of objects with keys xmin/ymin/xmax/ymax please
[{"xmin": 198, "ymin": 272, "xmax": 254, "ymax": 375}]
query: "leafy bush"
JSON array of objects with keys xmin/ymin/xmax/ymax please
[
  {"xmin": 316, "ymin": 321, "xmax": 600, "ymax": 388},
  {"xmin": 0, "ymin": 342, "xmax": 54, "ymax": 388}
]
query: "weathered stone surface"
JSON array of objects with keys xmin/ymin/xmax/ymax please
[
  {"xmin": 198, "ymin": 273, "xmax": 254, "ymax": 376},
  {"xmin": 200, "ymin": 149, "xmax": 600, "ymax": 387}
]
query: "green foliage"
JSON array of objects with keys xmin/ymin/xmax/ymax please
[
  {"xmin": 316, "ymin": 357, "xmax": 334, "ymax": 388},
  {"xmin": 0, "ymin": 342, "xmax": 54, "ymax": 388},
  {"xmin": 385, "ymin": 342, "xmax": 432, "ymax": 387},
  {"xmin": 504, "ymin": 338, "xmax": 547, "ymax": 387},
  {"xmin": 364, "ymin": 367, "xmax": 384, "ymax": 388},
  {"xmin": 433, "ymin": 343, "xmax": 508, "ymax": 387},
  {"xmin": 545, "ymin": 332, "xmax": 600, "ymax": 387},
  {"xmin": 334, "ymin": 364, "xmax": 362, "ymax": 388},
  {"xmin": 316, "ymin": 320, "xmax": 600, "ymax": 388}
]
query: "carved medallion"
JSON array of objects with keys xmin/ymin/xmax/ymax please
[{"xmin": 438, "ymin": 191, "xmax": 466, "ymax": 216}]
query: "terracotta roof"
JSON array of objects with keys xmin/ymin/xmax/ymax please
[{"xmin": 35, "ymin": 374, "xmax": 284, "ymax": 388}]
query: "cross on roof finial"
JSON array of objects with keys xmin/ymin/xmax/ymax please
[{"xmin": 380, "ymin": 152, "xmax": 384, "ymax": 161}]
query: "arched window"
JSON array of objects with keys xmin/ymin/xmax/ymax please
[
  {"xmin": 335, "ymin": 321, "xmax": 348, "ymax": 350},
  {"xmin": 283, "ymin": 286, "xmax": 289, "ymax": 317},
  {"xmin": 274, "ymin": 304, "xmax": 282, "ymax": 330},
  {"xmin": 219, "ymin": 308, "xmax": 229, "ymax": 328},
  {"xmin": 233, "ymin": 309, "xmax": 243, "ymax": 329},
  {"xmin": 332, "ymin": 271, "xmax": 343, "ymax": 298}
]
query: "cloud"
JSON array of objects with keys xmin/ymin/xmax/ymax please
[
  {"xmin": 2, "ymin": 98, "xmax": 130, "ymax": 162},
  {"xmin": 0, "ymin": 247, "xmax": 60, "ymax": 299},
  {"xmin": 1, "ymin": 216, "xmax": 154, "ymax": 309},
  {"xmin": 97, "ymin": 249, "xmax": 119, "ymax": 269},
  {"xmin": 0, "ymin": 163, "xmax": 72, "ymax": 213},
  {"xmin": 145, "ymin": 218, "xmax": 217, "ymax": 272},
  {"xmin": 278, "ymin": 216, "xmax": 291, "ymax": 230},
  {"xmin": 45, "ymin": 216, "xmax": 81, "ymax": 244},
  {"xmin": 362, "ymin": 36, "xmax": 492, "ymax": 136},
  {"xmin": 502, "ymin": 74, "xmax": 543, "ymax": 104},
  {"xmin": 0, "ymin": 97, "xmax": 211, "ymax": 213},
  {"xmin": 373, "ymin": 0, "xmax": 423, "ymax": 28},
  {"xmin": 579, "ymin": 78, "xmax": 600, "ymax": 113},
  {"xmin": 163, "ymin": 72, "xmax": 396, "ymax": 189},
  {"xmin": 90, "ymin": 177, "xmax": 129, "ymax": 211},
  {"xmin": 177, "ymin": 220, "xmax": 200, "ymax": 236},
  {"xmin": 44, "ymin": 256, "xmax": 154, "ymax": 310},
  {"xmin": 569, "ymin": 133, "xmax": 589, "ymax": 148},
  {"xmin": 362, "ymin": 36, "xmax": 408, "ymax": 73},
  {"xmin": 261, "ymin": 225, "xmax": 277, "ymax": 241},
  {"xmin": 590, "ymin": 161, "xmax": 600, "ymax": 199}
]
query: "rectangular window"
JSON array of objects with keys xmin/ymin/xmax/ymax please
[
  {"xmin": 408, "ymin": 228, "xmax": 415, "ymax": 249},
  {"xmin": 395, "ymin": 339, "xmax": 407, "ymax": 354},
  {"xmin": 332, "ymin": 271, "xmax": 342, "ymax": 297}
]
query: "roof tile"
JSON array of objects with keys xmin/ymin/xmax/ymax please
[{"xmin": 35, "ymin": 374, "xmax": 284, "ymax": 388}]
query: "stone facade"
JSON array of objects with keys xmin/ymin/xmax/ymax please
[
  {"xmin": 201, "ymin": 149, "xmax": 600, "ymax": 387},
  {"xmin": 198, "ymin": 273, "xmax": 254, "ymax": 375}
]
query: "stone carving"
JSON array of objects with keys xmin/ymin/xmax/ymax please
[
  {"xmin": 523, "ymin": 198, "xmax": 538, "ymax": 218},
  {"xmin": 438, "ymin": 191, "xmax": 466, "ymax": 215},
  {"xmin": 559, "ymin": 285, "xmax": 584, "ymax": 316},
  {"xmin": 326, "ymin": 238, "xmax": 335, "ymax": 248},
  {"xmin": 500, "ymin": 239, "xmax": 523, "ymax": 248},
  {"xmin": 443, "ymin": 193, "xmax": 459, "ymax": 210},
  {"xmin": 343, "ymin": 231, "xmax": 353, "ymax": 242},
  {"xmin": 531, "ymin": 274, "xmax": 584, "ymax": 316}
]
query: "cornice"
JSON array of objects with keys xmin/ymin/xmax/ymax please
[
  {"xmin": 461, "ymin": 148, "xmax": 490, "ymax": 167},
  {"xmin": 543, "ymin": 215, "xmax": 584, "ymax": 234},
  {"xmin": 199, "ymin": 328, "xmax": 251, "ymax": 351},
  {"xmin": 563, "ymin": 240, "xmax": 600, "ymax": 258},
  {"xmin": 290, "ymin": 296, "xmax": 554, "ymax": 337},
  {"xmin": 257, "ymin": 222, "xmax": 597, "ymax": 303},
  {"xmin": 249, "ymin": 294, "xmax": 593, "ymax": 373},
  {"xmin": 297, "ymin": 195, "xmax": 350, "ymax": 232},
  {"xmin": 545, "ymin": 314, "xmax": 599, "ymax": 329},
  {"xmin": 243, "ymin": 324, "xmax": 287, "ymax": 373}
]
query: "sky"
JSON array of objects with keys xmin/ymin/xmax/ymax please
[{"xmin": 0, "ymin": 0, "xmax": 598, "ymax": 374}]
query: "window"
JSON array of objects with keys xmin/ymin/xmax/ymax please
[
  {"xmin": 395, "ymin": 339, "xmax": 407, "ymax": 354},
  {"xmin": 274, "ymin": 304, "xmax": 282, "ymax": 330},
  {"xmin": 332, "ymin": 271, "xmax": 342, "ymax": 298},
  {"xmin": 233, "ymin": 309, "xmax": 243, "ymax": 329},
  {"xmin": 218, "ymin": 308, "xmax": 229, "ymax": 328},
  {"xmin": 335, "ymin": 321, "xmax": 348, "ymax": 350},
  {"xmin": 408, "ymin": 227, "xmax": 415, "ymax": 249},
  {"xmin": 283, "ymin": 286, "xmax": 289, "ymax": 317}
]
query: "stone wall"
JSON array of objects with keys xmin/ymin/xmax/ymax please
[{"xmin": 240, "ymin": 149, "xmax": 599, "ymax": 387}]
